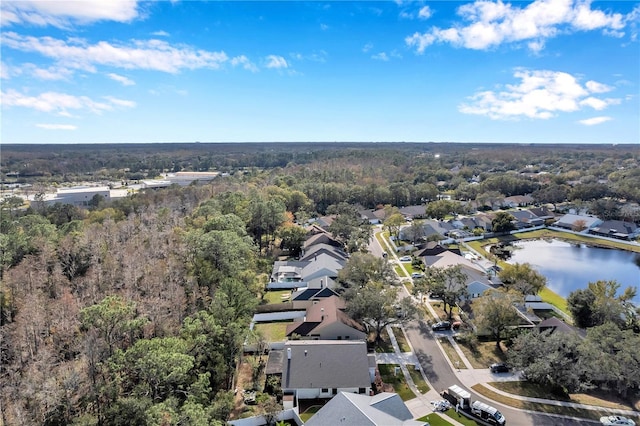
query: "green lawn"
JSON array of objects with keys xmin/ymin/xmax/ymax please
[
  {"xmin": 394, "ymin": 265, "xmax": 408, "ymax": 278},
  {"xmin": 392, "ymin": 327, "xmax": 412, "ymax": 352},
  {"xmin": 443, "ymin": 408, "xmax": 480, "ymax": 426},
  {"xmin": 299, "ymin": 405, "xmax": 321, "ymax": 422},
  {"xmin": 262, "ymin": 290, "xmax": 292, "ymax": 304},
  {"xmin": 252, "ymin": 322, "xmax": 289, "ymax": 342},
  {"xmin": 437, "ymin": 338, "xmax": 467, "ymax": 369},
  {"xmin": 416, "ymin": 413, "xmax": 455, "ymax": 426},
  {"xmin": 406, "ymin": 364, "xmax": 430, "ymax": 394},
  {"xmin": 471, "ymin": 384, "xmax": 604, "ymax": 421},
  {"xmin": 377, "ymin": 364, "xmax": 416, "ymax": 401}
]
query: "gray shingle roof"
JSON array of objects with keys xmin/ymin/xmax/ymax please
[
  {"xmin": 305, "ymin": 392, "xmax": 426, "ymax": 426},
  {"xmin": 282, "ymin": 341, "xmax": 371, "ymax": 390}
]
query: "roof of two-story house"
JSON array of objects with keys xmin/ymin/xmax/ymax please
[{"xmin": 285, "ymin": 295, "xmax": 366, "ymax": 340}]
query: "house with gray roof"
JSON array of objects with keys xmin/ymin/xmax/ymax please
[
  {"xmin": 509, "ymin": 209, "xmax": 544, "ymax": 229},
  {"xmin": 553, "ymin": 214, "xmax": 602, "ymax": 231},
  {"xmin": 589, "ymin": 220, "xmax": 640, "ymax": 241},
  {"xmin": 305, "ymin": 392, "xmax": 426, "ymax": 426},
  {"xmin": 303, "ymin": 231, "xmax": 342, "ymax": 250},
  {"xmin": 290, "ymin": 286, "xmax": 340, "ymax": 309},
  {"xmin": 299, "ymin": 243, "xmax": 348, "ymax": 262},
  {"xmin": 286, "ymin": 296, "xmax": 366, "ymax": 341},
  {"xmin": 281, "ymin": 340, "xmax": 373, "ymax": 402},
  {"xmin": 399, "ymin": 205, "xmax": 426, "ymax": 219}
]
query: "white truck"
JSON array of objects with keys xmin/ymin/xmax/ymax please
[
  {"xmin": 471, "ymin": 400, "xmax": 506, "ymax": 425},
  {"xmin": 442, "ymin": 385, "xmax": 471, "ymax": 409},
  {"xmin": 442, "ymin": 385, "xmax": 506, "ymax": 425}
]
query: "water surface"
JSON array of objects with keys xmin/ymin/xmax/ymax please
[{"xmin": 507, "ymin": 239, "xmax": 640, "ymax": 303}]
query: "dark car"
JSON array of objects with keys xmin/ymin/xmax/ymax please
[
  {"xmin": 431, "ymin": 321, "xmax": 451, "ymax": 331},
  {"xmin": 490, "ymin": 363, "xmax": 510, "ymax": 373}
]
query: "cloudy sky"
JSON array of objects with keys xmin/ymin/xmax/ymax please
[{"xmin": 1, "ymin": 0, "xmax": 638, "ymax": 144}]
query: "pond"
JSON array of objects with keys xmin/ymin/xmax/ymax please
[{"xmin": 506, "ymin": 239, "xmax": 640, "ymax": 304}]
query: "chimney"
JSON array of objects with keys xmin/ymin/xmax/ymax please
[
  {"xmin": 287, "ymin": 347, "xmax": 292, "ymax": 360},
  {"xmin": 321, "ymin": 307, "xmax": 325, "ymax": 321}
]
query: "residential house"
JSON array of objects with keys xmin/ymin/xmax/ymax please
[
  {"xmin": 528, "ymin": 206, "xmax": 556, "ymax": 221},
  {"xmin": 305, "ymin": 392, "xmax": 426, "ymax": 426},
  {"xmin": 286, "ymin": 296, "xmax": 366, "ymax": 341},
  {"xmin": 359, "ymin": 208, "xmax": 386, "ymax": 225},
  {"xmin": 313, "ymin": 215, "xmax": 336, "ymax": 229},
  {"xmin": 301, "ymin": 253, "xmax": 346, "ymax": 282},
  {"xmin": 399, "ymin": 205, "xmax": 426, "ymax": 220},
  {"xmin": 589, "ymin": 220, "xmax": 640, "ymax": 241},
  {"xmin": 537, "ymin": 317, "xmax": 585, "ymax": 337},
  {"xmin": 279, "ymin": 340, "xmax": 374, "ymax": 403},
  {"xmin": 502, "ymin": 195, "xmax": 534, "ymax": 208},
  {"xmin": 553, "ymin": 214, "xmax": 602, "ymax": 231},
  {"xmin": 420, "ymin": 249, "xmax": 485, "ymax": 273},
  {"xmin": 303, "ymin": 232, "xmax": 343, "ymax": 250},
  {"xmin": 271, "ymin": 261, "xmax": 307, "ymax": 284},
  {"xmin": 415, "ymin": 242, "xmax": 461, "ymax": 258},
  {"xmin": 509, "ymin": 209, "xmax": 544, "ymax": 229},
  {"xmin": 299, "ymin": 243, "xmax": 348, "ymax": 262},
  {"xmin": 290, "ymin": 286, "xmax": 341, "ymax": 309},
  {"xmin": 305, "ymin": 223, "xmax": 329, "ymax": 236}
]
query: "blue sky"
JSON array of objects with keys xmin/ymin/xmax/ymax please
[{"xmin": 1, "ymin": 0, "xmax": 639, "ymax": 144}]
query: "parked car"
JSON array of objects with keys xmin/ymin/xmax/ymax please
[
  {"xmin": 411, "ymin": 272, "xmax": 424, "ymax": 279},
  {"xmin": 490, "ymin": 363, "xmax": 510, "ymax": 373},
  {"xmin": 399, "ymin": 255, "xmax": 411, "ymax": 262},
  {"xmin": 431, "ymin": 321, "xmax": 451, "ymax": 331},
  {"xmin": 600, "ymin": 416, "xmax": 636, "ymax": 426}
]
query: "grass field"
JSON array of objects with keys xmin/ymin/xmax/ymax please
[
  {"xmin": 262, "ymin": 290, "xmax": 292, "ymax": 304},
  {"xmin": 378, "ymin": 364, "xmax": 416, "ymax": 401},
  {"xmin": 437, "ymin": 338, "xmax": 467, "ymax": 369},
  {"xmin": 416, "ymin": 413, "xmax": 455, "ymax": 426},
  {"xmin": 252, "ymin": 322, "xmax": 290, "ymax": 342},
  {"xmin": 406, "ymin": 364, "xmax": 430, "ymax": 394},
  {"xmin": 489, "ymin": 381, "xmax": 639, "ymax": 411},
  {"xmin": 392, "ymin": 326, "xmax": 412, "ymax": 352},
  {"xmin": 455, "ymin": 339, "xmax": 507, "ymax": 369},
  {"xmin": 471, "ymin": 384, "xmax": 606, "ymax": 421}
]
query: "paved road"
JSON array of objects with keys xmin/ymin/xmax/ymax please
[
  {"xmin": 402, "ymin": 316, "xmax": 601, "ymax": 426},
  {"xmin": 369, "ymin": 230, "xmax": 599, "ymax": 426}
]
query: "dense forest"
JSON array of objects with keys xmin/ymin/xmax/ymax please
[{"xmin": 1, "ymin": 142, "xmax": 639, "ymax": 425}]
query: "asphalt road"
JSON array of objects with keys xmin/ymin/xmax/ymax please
[
  {"xmin": 368, "ymin": 231, "xmax": 599, "ymax": 426},
  {"xmin": 402, "ymin": 316, "xmax": 599, "ymax": 426}
]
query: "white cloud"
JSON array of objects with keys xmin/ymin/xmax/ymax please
[
  {"xmin": 103, "ymin": 96, "xmax": 136, "ymax": 108},
  {"xmin": 152, "ymin": 30, "xmax": 170, "ymax": 37},
  {"xmin": 372, "ymin": 52, "xmax": 389, "ymax": 61},
  {"xmin": 458, "ymin": 69, "xmax": 620, "ymax": 120},
  {"xmin": 1, "ymin": 89, "xmax": 135, "ymax": 116},
  {"xmin": 231, "ymin": 55, "xmax": 259, "ymax": 72},
  {"xmin": 1, "ymin": 32, "xmax": 229, "ymax": 74},
  {"xmin": 1, "ymin": 0, "xmax": 141, "ymax": 28},
  {"xmin": 320, "ymin": 23, "xmax": 329, "ymax": 31},
  {"xmin": 36, "ymin": 123, "xmax": 78, "ymax": 130},
  {"xmin": 107, "ymin": 73, "xmax": 135, "ymax": 86},
  {"xmin": 578, "ymin": 116, "xmax": 612, "ymax": 126},
  {"xmin": 418, "ymin": 6, "xmax": 432, "ymax": 20},
  {"xmin": 406, "ymin": 0, "xmax": 634, "ymax": 52},
  {"xmin": 362, "ymin": 43, "xmax": 373, "ymax": 53},
  {"xmin": 585, "ymin": 80, "xmax": 613, "ymax": 93},
  {"xmin": 265, "ymin": 55, "xmax": 288, "ymax": 69}
]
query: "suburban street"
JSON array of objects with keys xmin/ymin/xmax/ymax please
[{"xmin": 369, "ymin": 229, "xmax": 601, "ymax": 426}]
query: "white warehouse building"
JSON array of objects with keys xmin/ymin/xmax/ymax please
[{"xmin": 43, "ymin": 186, "xmax": 111, "ymax": 206}]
